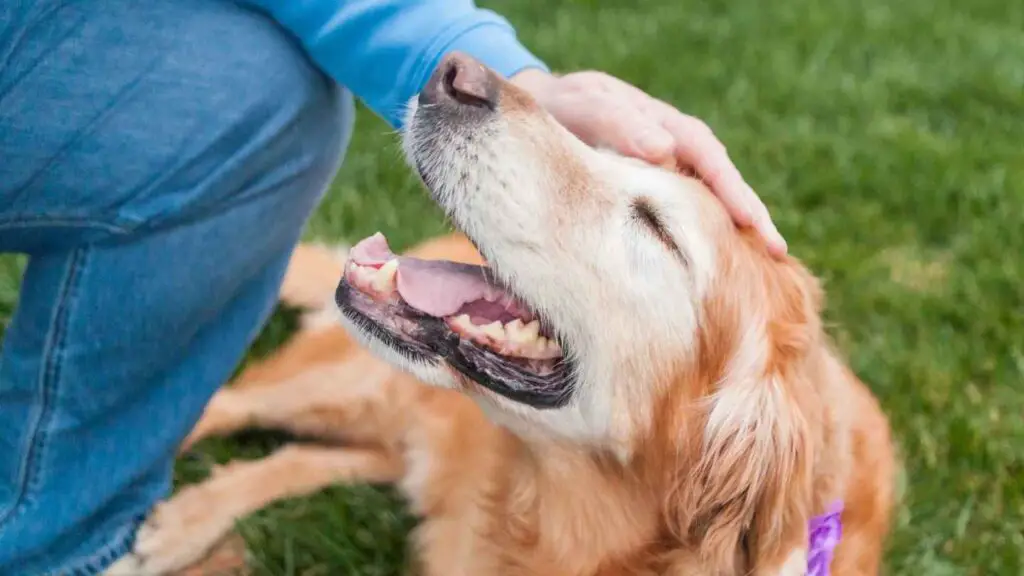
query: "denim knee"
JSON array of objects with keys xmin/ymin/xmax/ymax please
[
  {"xmin": 0, "ymin": 0, "xmax": 354, "ymax": 252},
  {"xmin": 0, "ymin": 1, "xmax": 354, "ymax": 574}
]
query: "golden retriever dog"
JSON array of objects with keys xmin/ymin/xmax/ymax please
[{"xmin": 108, "ymin": 52, "xmax": 896, "ymax": 575}]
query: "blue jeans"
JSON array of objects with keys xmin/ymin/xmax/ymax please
[{"xmin": 0, "ymin": 1, "xmax": 354, "ymax": 573}]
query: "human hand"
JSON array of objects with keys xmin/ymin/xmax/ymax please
[{"xmin": 510, "ymin": 68, "xmax": 787, "ymax": 258}]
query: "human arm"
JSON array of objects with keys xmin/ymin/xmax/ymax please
[
  {"xmin": 242, "ymin": 0, "xmax": 547, "ymax": 129},
  {"xmin": 242, "ymin": 0, "xmax": 785, "ymax": 256}
]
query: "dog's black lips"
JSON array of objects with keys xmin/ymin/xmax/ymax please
[
  {"xmin": 335, "ymin": 279, "xmax": 575, "ymax": 409},
  {"xmin": 335, "ymin": 280, "xmax": 435, "ymax": 363}
]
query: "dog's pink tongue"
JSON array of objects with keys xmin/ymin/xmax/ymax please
[{"xmin": 397, "ymin": 258, "xmax": 497, "ymax": 317}]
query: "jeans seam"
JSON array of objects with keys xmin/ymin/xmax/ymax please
[
  {"xmin": 0, "ymin": 246, "xmax": 89, "ymax": 528},
  {"xmin": 0, "ymin": 215, "xmax": 136, "ymax": 235}
]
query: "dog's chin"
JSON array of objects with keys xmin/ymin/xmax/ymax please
[{"xmin": 333, "ymin": 237, "xmax": 577, "ymax": 410}]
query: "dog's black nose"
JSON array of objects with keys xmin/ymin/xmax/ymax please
[{"xmin": 419, "ymin": 52, "xmax": 499, "ymax": 109}]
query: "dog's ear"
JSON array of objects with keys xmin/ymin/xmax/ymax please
[
  {"xmin": 667, "ymin": 376, "xmax": 813, "ymax": 572},
  {"xmin": 663, "ymin": 259, "xmax": 821, "ymax": 573}
]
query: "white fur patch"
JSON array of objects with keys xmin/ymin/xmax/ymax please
[{"xmin": 773, "ymin": 548, "xmax": 808, "ymax": 576}]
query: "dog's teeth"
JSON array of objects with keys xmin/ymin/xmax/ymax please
[
  {"xmin": 449, "ymin": 314, "xmax": 560, "ymax": 360},
  {"xmin": 481, "ymin": 321, "xmax": 505, "ymax": 341},
  {"xmin": 371, "ymin": 259, "xmax": 399, "ymax": 292},
  {"xmin": 505, "ymin": 319, "xmax": 529, "ymax": 343},
  {"xmin": 352, "ymin": 264, "xmax": 373, "ymax": 288},
  {"xmin": 450, "ymin": 314, "xmax": 474, "ymax": 332},
  {"xmin": 522, "ymin": 320, "xmax": 541, "ymax": 341},
  {"xmin": 518, "ymin": 336, "xmax": 560, "ymax": 360},
  {"xmin": 517, "ymin": 336, "xmax": 548, "ymax": 359}
]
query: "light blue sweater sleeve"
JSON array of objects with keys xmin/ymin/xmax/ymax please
[{"xmin": 243, "ymin": 0, "xmax": 549, "ymax": 129}]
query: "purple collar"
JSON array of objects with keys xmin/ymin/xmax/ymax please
[{"xmin": 806, "ymin": 501, "xmax": 844, "ymax": 575}]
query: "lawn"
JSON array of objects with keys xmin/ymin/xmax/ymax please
[{"xmin": 1, "ymin": 0, "xmax": 1022, "ymax": 573}]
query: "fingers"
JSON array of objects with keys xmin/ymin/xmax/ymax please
[
  {"xmin": 569, "ymin": 103, "xmax": 675, "ymax": 164},
  {"xmin": 747, "ymin": 192, "xmax": 788, "ymax": 257},
  {"xmin": 661, "ymin": 112, "xmax": 754, "ymax": 226},
  {"xmin": 555, "ymin": 73, "xmax": 676, "ymax": 164},
  {"xmin": 542, "ymin": 72, "xmax": 789, "ymax": 258}
]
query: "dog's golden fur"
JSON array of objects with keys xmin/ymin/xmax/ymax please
[
  {"xmin": 108, "ymin": 56, "xmax": 896, "ymax": 576},
  {"xmin": 108, "ymin": 231, "xmax": 894, "ymax": 576}
]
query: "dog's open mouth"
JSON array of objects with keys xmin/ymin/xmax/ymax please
[{"xmin": 335, "ymin": 233, "xmax": 573, "ymax": 408}]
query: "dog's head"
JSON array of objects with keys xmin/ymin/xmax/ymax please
[{"xmin": 336, "ymin": 52, "xmax": 827, "ymax": 569}]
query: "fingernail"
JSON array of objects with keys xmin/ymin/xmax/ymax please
[
  {"xmin": 733, "ymin": 184, "xmax": 756, "ymax": 226},
  {"xmin": 765, "ymin": 222, "xmax": 788, "ymax": 256},
  {"xmin": 772, "ymin": 233, "xmax": 789, "ymax": 256},
  {"xmin": 747, "ymin": 192, "xmax": 786, "ymax": 255}
]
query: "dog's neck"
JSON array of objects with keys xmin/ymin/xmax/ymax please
[{"xmin": 496, "ymin": 435, "xmax": 663, "ymax": 574}]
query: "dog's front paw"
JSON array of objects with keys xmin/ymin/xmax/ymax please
[{"xmin": 104, "ymin": 485, "xmax": 244, "ymax": 575}]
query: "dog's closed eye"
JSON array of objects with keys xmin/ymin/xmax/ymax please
[{"xmin": 631, "ymin": 198, "xmax": 685, "ymax": 262}]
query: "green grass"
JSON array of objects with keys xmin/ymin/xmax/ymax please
[{"xmin": 2, "ymin": 0, "xmax": 1022, "ymax": 573}]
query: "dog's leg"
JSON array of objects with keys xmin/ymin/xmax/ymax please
[
  {"xmin": 182, "ymin": 354, "xmax": 398, "ymax": 450},
  {"xmin": 178, "ymin": 359, "xmax": 511, "ymax": 576},
  {"xmin": 229, "ymin": 325, "xmax": 363, "ymax": 391},
  {"xmin": 105, "ymin": 444, "xmax": 401, "ymax": 576}
]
